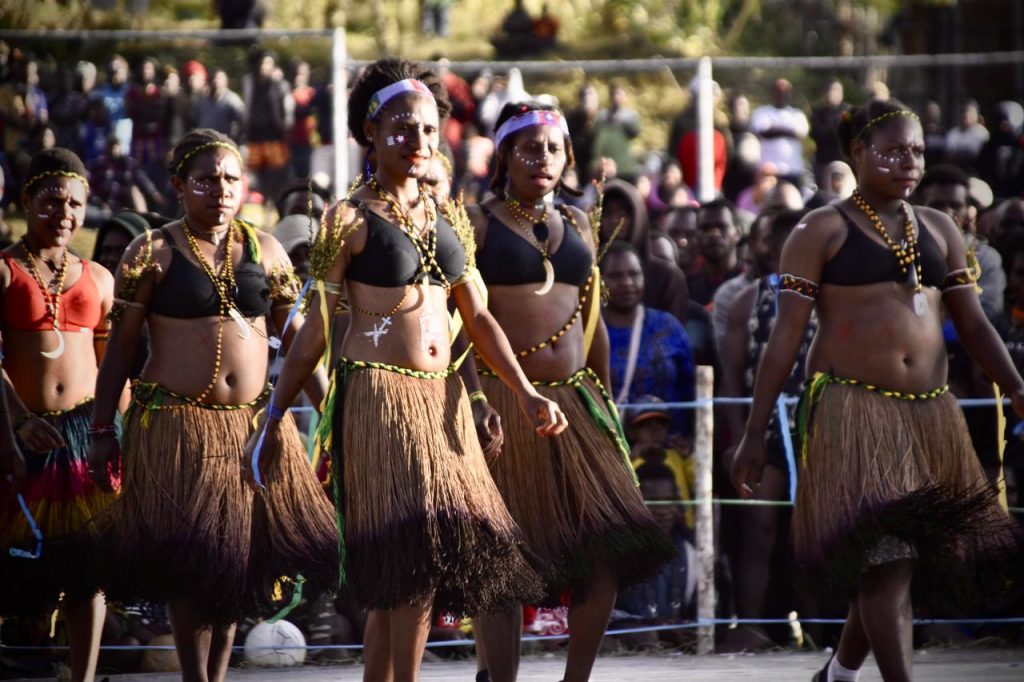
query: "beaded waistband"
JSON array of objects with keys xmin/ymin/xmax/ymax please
[
  {"xmin": 38, "ymin": 395, "xmax": 95, "ymax": 417},
  {"xmin": 132, "ymin": 380, "xmax": 271, "ymax": 411},
  {"xmin": 480, "ymin": 365, "xmax": 610, "ymax": 394},
  {"xmin": 338, "ymin": 357, "xmax": 455, "ymax": 380},
  {"xmin": 815, "ymin": 373, "xmax": 949, "ymax": 401}
]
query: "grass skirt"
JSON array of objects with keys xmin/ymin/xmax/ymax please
[
  {"xmin": 97, "ymin": 392, "xmax": 338, "ymax": 625},
  {"xmin": 330, "ymin": 362, "xmax": 544, "ymax": 615},
  {"xmin": 0, "ymin": 400, "xmax": 117, "ymax": 615},
  {"xmin": 793, "ymin": 377, "xmax": 1024, "ymax": 611},
  {"xmin": 480, "ymin": 369, "xmax": 676, "ymax": 601}
]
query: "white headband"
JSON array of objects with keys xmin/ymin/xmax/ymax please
[
  {"xmin": 495, "ymin": 109, "xmax": 570, "ymax": 149},
  {"xmin": 366, "ymin": 78, "xmax": 435, "ymax": 120}
]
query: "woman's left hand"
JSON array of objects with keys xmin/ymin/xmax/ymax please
[
  {"xmin": 241, "ymin": 412, "xmax": 278, "ymax": 487},
  {"xmin": 519, "ymin": 393, "xmax": 568, "ymax": 437}
]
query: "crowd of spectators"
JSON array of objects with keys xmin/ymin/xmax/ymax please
[{"xmin": 2, "ymin": 42, "xmax": 1023, "ymax": 666}]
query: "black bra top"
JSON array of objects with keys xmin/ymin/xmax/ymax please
[
  {"xmin": 820, "ymin": 205, "xmax": 947, "ymax": 288},
  {"xmin": 476, "ymin": 205, "xmax": 593, "ymax": 287},
  {"xmin": 149, "ymin": 228, "xmax": 271, "ymax": 319},
  {"xmin": 345, "ymin": 203, "xmax": 466, "ymax": 287}
]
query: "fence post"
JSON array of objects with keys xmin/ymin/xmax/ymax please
[
  {"xmin": 695, "ymin": 364, "xmax": 716, "ymax": 654},
  {"xmin": 696, "ymin": 56, "xmax": 715, "ymax": 203},
  {"xmin": 331, "ymin": 27, "xmax": 349, "ymax": 192}
]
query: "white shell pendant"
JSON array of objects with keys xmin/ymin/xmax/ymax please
[
  {"xmin": 534, "ymin": 257, "xmax": 555, "ymax": 296},
  {"xmin": 228, "ymin": 307, "xmax": 252, "ymax": 339},
  {"xmin": 40, "ymin": 327, "xmax": 65, "ymax": 359},
  {"xmin": 913, "ymin": 291, "xmax": 927, "ymax": 317}
]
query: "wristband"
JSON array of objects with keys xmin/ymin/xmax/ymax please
[
  {"xmin": 88, "ymin": 424, "xmax": 118, "ymax": 441},
  {"xmin": 266, "ymin": 403, "xmax": 287, "ymax": 421},
  {"xmin": 468, "ymin": 391, "xmax": 488, "ymax": 405}
]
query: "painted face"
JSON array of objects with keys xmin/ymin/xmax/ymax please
[
  {"xmin": 601, "ymin": 250, "xmax": 645, "ymax": 313},
  {"xmin": 177, "ymin": 147, "xmax": 243, "ymax": 228},
  {"xmin": 858, "ymin": 115, "xmax": 925, "ymax": 198},
  {"xmin": 368, "ymin": 93, "xmax": 440, "ymax": 180},
  {"xmin": 25, "ymin": 177, "xmax": 88, "ymax": 247},
  {"xmin": 507, "ymin": 123, "xmax": 567, "ymax": 197}
]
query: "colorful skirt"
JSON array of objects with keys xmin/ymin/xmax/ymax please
[
  {"xmin": 479, "ymin": 368, "xmax": 676, "ymax": 601},
  {"xmin": 98, "ymin": 384, "xmax": 338, "ymax": 625},
  {"xmin": 793, "ymin": 373, "xmax": 1024, "ymax": 610},
  {"xmin": 326, "ymin": 359, "xmax": 544, "ymax": 615},
  {"xmin": 0, "ymin": 399, "xmax": 117, "ymax": 615}
]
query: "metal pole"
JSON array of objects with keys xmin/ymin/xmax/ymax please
[
  {"xmin": 694, "ymin": 365, "xmax": 716, "ymax": 655},
  {"xmin": 331, "ymin": 27, "xmax": 349, "ymax": 194},
  {"xmin": 696, "ymin": 56, "xmax": 714, "ymax": 203}
]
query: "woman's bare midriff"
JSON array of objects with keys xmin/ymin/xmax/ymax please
[
  {"xmin": 339, "ymin": 280, "xmax": 453, "ymax": 373},
  {"xmin": 808, "ymin": 282, "xmax": 948, "ymax": 392},
  {"xmin": 143, "ymin": 313, "xmax": 273, "ymax": 404},
  {"xmin": 485, "ymin": 281, "xmax": 587, "ymax": 382},
  {"xmin": 5, "ymin": 329, "xmax": 99, "ymax": 412}
]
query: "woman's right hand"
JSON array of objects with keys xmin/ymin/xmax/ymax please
[
  {"xmin": 15, "ymin": 415, "xmax": 65, "ymax": 453},
  {"xmin": 87, "ymin": 437, "xmax": 119, "ymax": 494},
  {"xmin": 471, "ymin": 399, "xmax": 504, "ymax": 462},
  {"xmin": 0, "ymin": 435, "xmax": 26, "ymax": 491},
  {"xmin": 518, "ymin": 392, "xmax": 568, "ymax": 437},
  {"xmin": 730, "ymin": 432, "xmax": 766, "ymax": 500}
]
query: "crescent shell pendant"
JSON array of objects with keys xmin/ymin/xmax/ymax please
[
  {"xmin": 534, "ymin": 258, "xmax": 555, "ymax": 296},
  {"xmin": 40, "ymin": 327, "xmax": 66, "ymax": 359},
  {"xmin": 228, "ymin": 307, "xmax": 252, "ymax": 339}
]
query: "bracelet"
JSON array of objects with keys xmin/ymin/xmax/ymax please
[
  {"xmin": 468, "ymin": 391, "xmax": 488, "ymax": 405},
  {"xmin": 88, "ymin": 424, "xmax": 118, "ymax": 441},
  {"xmin": 266, "ymin": 403, "xmax": 287, "ymax": 421}
]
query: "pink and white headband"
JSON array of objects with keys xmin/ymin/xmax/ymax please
[
  {"xmin": 495, "ymin": 109, "xmax": 570, "ymax": 149},
  {"xmin": 366, "ymin": 79, "xmax": 435, "ymax": 120}
]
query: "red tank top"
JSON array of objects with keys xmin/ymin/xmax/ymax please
[{"xmin": 2, "ymin": 253, "xmax": 105, "ymax": 333}]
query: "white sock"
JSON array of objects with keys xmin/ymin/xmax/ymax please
[{"xmin": 828, "ymin": 655, "xmax": 861, "ymax": 681}]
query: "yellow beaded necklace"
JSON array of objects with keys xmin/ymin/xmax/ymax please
[
  {"xmin": 21, "ymin": 237, "xmax": 69, "ymax": 330},
  {"xmin": 181, "ymin": 217, "xmax": 238, "ymax": 401},
  {"xmin": 851, "ymin": 189, "xmax": 926, "ymax": 316}
]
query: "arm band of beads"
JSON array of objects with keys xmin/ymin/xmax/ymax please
[
  {"xmin": 779, "ymin": 274, "xmax": 820, "ymax": 301},
  {"xmin": 468, "ymin": 391, "xmax": 488, "ymax": 405},
  {"xmin": 941, "ymin": 268, "xmax": 977, "ymax": 292}
]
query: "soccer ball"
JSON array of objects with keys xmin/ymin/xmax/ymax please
[{"xmin": 243, "ymin": 620, "xmax": 307, "ymax": 667}]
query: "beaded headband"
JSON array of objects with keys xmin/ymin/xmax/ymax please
[
  {"xmin": 366, "ymin": 79, "xmax": 435, "ymax": 120},
  {"xmin": 853, "ymin": 109, "xmax": 920, "ymax": 142},
  {"xmin": 495, "ymin": 109, "xmax": 570, "ymax": 150},
  {"xmin": 173, "ymin": 141, "xmax": 242, "ymax": 177},
  {"xmin": 24, "ymin": 170, "xmax": 89, "ymax": 195}
]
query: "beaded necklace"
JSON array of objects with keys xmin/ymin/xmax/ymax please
[
  {"xmin": 505, "ymin": 196, "xmax": 554, "ymax": 296},
  {"xmin": 358, "ymin": 175, "xmax": 450, "ymax": 318},
  {"xmin": 851, "ymin": 189, "xmax": 926, "ymax": 316},
  {"xmin": 21, "ymin": 237, "xmax": 70, "ymax": 358},
  {"xmin": 182, "ymin": 217, "xmax": 238, "ymax": 401}
]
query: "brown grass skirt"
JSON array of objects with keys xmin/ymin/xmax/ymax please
[
  {"xmin": 0, "ymin": 400, "xmax": 117, "ymax": 615},
  {"xmin": 97, "ymin": 397, "xmax": 338, "ymax": 625},
  {"xmin": 793, "ymin": 380, "xmax": 1024, "ymax": 611},
  {"xmin": 479, "ymin": 371, "xmax": 676, "ymax": 601},
  {"xmin": 332, "ymin": 363, "xmax": 544, "ymax": 615}
]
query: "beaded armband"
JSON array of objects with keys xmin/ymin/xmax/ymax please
[
  {"xmin": 587, "ymin": 175, "xmax": 606, "ymax": 250},
  {"xmin": 267, "ymin": 265, "xmax": 302, "ymax": 307},
  {"xmin": 108, "ymin": 230, "xmax": 161, "ymax": 323},
  {"xmin": 779, "ymin": 273, "xmax": 820, "ymax": 301},
  {"xmin": 941, "ymin": 267, "xmax": 978, "ymax": 293},
  {"xmin": 310, "ymin": 203, "xmax": 360, "ymax": 283}
]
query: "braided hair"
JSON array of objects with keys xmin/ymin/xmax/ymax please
[
  {"xmin": 168, "ymin": 128, "xmax": 240, "ymax": 181},
  {"xmin": 22, "ymin": 147, "xmax": 89, "ymax": 197},
  {"xmin": 836, "ymin": 98, "xmax": 918, "ymax": 160},
  {"xmin": 490, "ymin": 100, "xmax": 582, "ymax": 199},
  {"xmin": 347, "ymin": 58, "xmax": 452, "ymax": 148}
]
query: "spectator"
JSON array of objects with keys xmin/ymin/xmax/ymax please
[
  {"xmin": 217, "ymin": 0, "xmax": 265, "ymax": 28},
  {"xmin": 49, "ymin": 61, "xmax": 95, "ymax": 156},
  {"xmin": 245, "ymin": 51, "xmax": 292, "ymax": 205},
  {"xmin": 95, "ymin": 54, "xmax": 130, "ymax": 148},
  {"xmin": 564, "ymin": 82, "xmax": 600, "ymax": 184},
  {"xmin": 600, "ymin": 178, "xmax": 690, "ymax": 323},
  {"xmin": 945, "ymin": 99, "xmax": 990, "ymax": 172},
  {"xmin": 921, "ymin": 100, "xmax": 947, "ymax": 169},
  {"xmin": 288, "ymin": 60, "xmax": 318, "ymax": 179},
  {"xmin": 627, "ymin": 398, "xmax": 697, "ymax": 528},
  {"xmin": 0, "ymin": 53, "xmax": 48, "ymax": 193},
  {"xmin": 687, "ymin": 198, "xmax": 744, "ymax": 307},
  {"xmin": 977, "ymin": 101, "xmax": 1024, "ymax": 201},
  {"xmin": 809, "ymin": 79, "xmax": 848, "ymax": 186},
  {"xmin": 592, "ymin": 82, "xmax": 642, "ymax": 181},
  {"xmin": 920, "ymin": 164, "xmax": 1004, "ymax": 319},
  {"xmin": 712, "ymin": 210, "xmax": 776, "ymax": 354},
  {"xmin": 435, "ymin": 57, "xmax": 475, "ymax": 170},
  {"xmin": 81, "ymin": 96, "xmax": 113, "ymax": 166},
  {"xmin": 88, "ymin": 133, "xmax": 163, "ymax": 215},
  {"xmin": 805, "ymin": 160, "xmax": 855, "ymax": 209},
  {"xmin": 601, "ymin": 240, "xmax": 696, "ymax": 438},
  {"xmin": 421, "ymin": 0, "xmax": 453, "ymax": 36},
  {"xmin": 195, "ymin": 68, "xmax": 245, "ymax": 143},
  {"xmin": 749, "ymin": 78, "xmax": 809, "ymax": 189},
  {"xmin": 477, "ymin": 68, "xmax": 528, "ymax": 136},
  {"xmin": 735, "ymin": 161, "xmax": 779, "ymax": 219},
  {"xmin": 646, "ymin": 161, "xmax": 691, "ymax": 222},
  {"xmin": 662, "ymin": 204, "xmax": 701, "ymax": 276},
  {"xmin": 532, "ymin": 3, "xmax": 560, "ymax": 51},
  {"xmin": 125, "ymin": 58, "xmax": 167, "ymax": 185},
  {"xmin": 161, "ymin": 67, "xmax": 190, "ymax": 155},
  {"xmin": 723, "ymin": 92, "xmax": 761, "ymax": 203},
  {"xmin": 668, "ymin": 78, "xmax": 730, "ymax": 196}
]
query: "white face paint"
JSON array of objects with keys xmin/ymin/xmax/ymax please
[
  {"xmin": 795, "ymin": 222, "xmax": 807, "ymax": 230},
  {"xmin": 189, "ymin": 176, "xmax": 214, "ymax": 195},
  {"xmin": 419, "ymin": 311, "xmax": 445, "ymax": 353}
]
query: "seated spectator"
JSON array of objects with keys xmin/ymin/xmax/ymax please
[
  {"xmin": 88, "ymin": 133, "xmax": 164, "ymax": 215},
  {"xmin": 627, "ymin": 397, "xmax": 696, "ymax": 522},
  {"xmin": 601, "ymin": 240, "xmax": 695, "ymax": 439}
]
